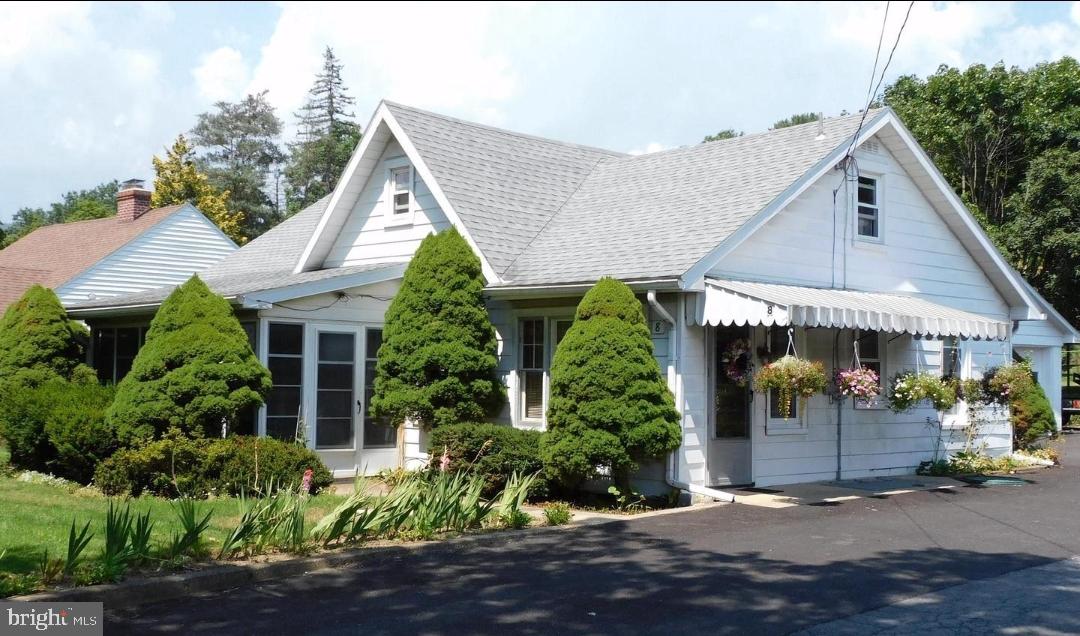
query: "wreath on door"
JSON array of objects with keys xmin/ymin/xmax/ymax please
[{"xmin": 720, "ymin": 338, "xmax": 753, "ymax": 387}]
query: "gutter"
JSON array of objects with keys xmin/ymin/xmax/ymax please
[
  {"xmin": 647, "ymin": 290, "xmax": 737, "ymax": 504},
  {"xmin": 487, "ymin": 278, "xmax": 682, "ymax": 299}
]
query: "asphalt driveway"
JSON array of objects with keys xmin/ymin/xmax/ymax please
[{"xmin": 108, "ymin": 435, "xmax": 1080, "ymax": 635}]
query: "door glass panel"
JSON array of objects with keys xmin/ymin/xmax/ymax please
[
  {"xmin": 715, "ymin": 326, "xmax": 751, "ymax": 438},
  {"xmin": 363, "ymin": 329, "xmax": 396, "ymax": 448},
  {"xmin": 316, "ymin": 331, "xmax": 354, "ymax": 449}
]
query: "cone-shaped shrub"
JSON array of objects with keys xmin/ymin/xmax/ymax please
[
  {"xmin": 541, "ymin": 278, "xmax": 681, "ymax": 489},
  {"xmin": 0, "ymin": 284, "xmax": 94, "ymax": 389},
  {"xmin": 1010, "ymin": 380, "xmax": 1057, "ymax": 449},
  {"xmin": 108, "ymin": 275, "xmax": 272, "ymax": 445},
  {"xmin": 370, "ymin": 228, "xmax": 505, "ymax": 429}
]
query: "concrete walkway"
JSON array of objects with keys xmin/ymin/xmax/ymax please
[{"xmin": 733, "ymin": 475, "xmax": 963, "ymax": 508}]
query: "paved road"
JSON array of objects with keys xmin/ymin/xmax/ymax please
[{"xmin": 108, "ymin": 435, "xmax": 1080, "ymax": 635}]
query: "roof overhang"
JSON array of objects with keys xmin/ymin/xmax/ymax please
[
  {"xmin": 485, "ymin": 277, "xmax": 681, "ymax": 300},
  {"xmin": 292, "ymin": 102, "xmax": 500, "ymax": 283},
  {"xmin": 682, "ymin": 109, "xmax": 1043, "ymax": 322},
  {"xmin": 695, "ymin": 278, "xmax": 1010, "ymax": 340}
]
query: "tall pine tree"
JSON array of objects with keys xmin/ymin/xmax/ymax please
[
  {"xmin": 151, "ymin": 135, "xmax": 242, "ymax": 243},
  {"xmin": 284, "ymin": 47, "xmax": 363, "ymax": 214},
  {"xmin": 191, "ymin": 91, "xmax": 285, "ymax": 240}
]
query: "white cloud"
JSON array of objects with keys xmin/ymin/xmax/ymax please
[
  {"xmin": 193, "ymin": 46, "xmax": 249, "ymax": 102},
  {"xmin": 628, "ymin": 142, "xmax": 668, "ymax": 156},
  {"xmin": 246, "ymin": 2, "xmax": 523, "ymax": 131},
  {"xmin": 0, "ymin": 2, "xmax": 93, "ymax": 72}
]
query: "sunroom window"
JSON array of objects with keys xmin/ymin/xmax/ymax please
[
  {"xmin": 266, "ymin": 323, "xmax": 304, "ymax": 442},
  {"xmin": 857, "ymin": 176, "xmax": 880, "ymax": 239}
]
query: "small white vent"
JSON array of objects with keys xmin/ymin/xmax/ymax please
[{"xmin": 862, "ymin": 140, "xmax": 881, "ymax": 154}]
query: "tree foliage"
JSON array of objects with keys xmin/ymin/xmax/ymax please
[
  {"xmin": 107, "ymin": 276, "xmax": 272, "ymax": 445},
  {"xmin": 0, "ymin": 285, "xmax": 94, "ymax": 390},
  {"xmin": 191, "ymin": 91, "xmax": 285, "ymax": 240},
  {"xmin": 772, "ymin": 112, "xmax": 819, "ymax": 129},
  {"xmin": 1, "ymin": 181, "xmax": 118, "ymax": 247},
  {"xmin": 885, "ymin": 57, "xmax": 1080, "ymax": 325},
  {"xmin": 702, "ymin": 128, "xmax": 743, "ymax": 143},
  {"xmin": 370, "ymin": 228, "xmax": 505, "ymax": 430},
  {"xmin": 285, "ymin": 48, "xmax": 363, "ymax": 214},
  {"xmin": 151, "ymin": 135, "xmax": 242, "ymax": 243},
  {"xmin": 540, "ymin": 278, "xmax": 681, "ymax": 489}
]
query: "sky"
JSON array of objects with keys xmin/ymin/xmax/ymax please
[{"xmin": 2, "ymin": 1, "xmax": 1080, "ymax": 221}]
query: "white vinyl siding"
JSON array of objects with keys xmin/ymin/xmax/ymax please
[
  {"xmin": 322, "ymin": 140, "xmax": 451, "ymax": 268},
  {"xmin": 57, "ymin": 206, "xmax": 236, "ymax": 305}
]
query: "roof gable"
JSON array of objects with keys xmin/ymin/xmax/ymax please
[{"xmin": 0, "ymin": 204, "xmax": 186, "ymax": 310}]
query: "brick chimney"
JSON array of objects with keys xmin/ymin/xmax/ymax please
[{"xmin": 116, "ymin": 178, "xmax": 152, "ymax": 222}]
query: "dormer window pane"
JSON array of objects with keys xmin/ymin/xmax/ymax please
[{"xmin": 391, "ymin": 167, "xmax": 411, "ymax": 215}]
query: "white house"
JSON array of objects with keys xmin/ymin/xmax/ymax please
[
  {"xmin": 0, "ymin": 180, "xmax": 237, "ymax": 383},
  {"xmin": 68, "ymin": 102, "xmax": 1067, "ymax": 493}
]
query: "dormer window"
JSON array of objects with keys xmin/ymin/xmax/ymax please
[
  {"xmin": 857, "ymin": 175, "xmax": 881, "ymax": 239},
  {"xmin": 391, "ymin": 166, "xmax": 412, "ymax": 216}
]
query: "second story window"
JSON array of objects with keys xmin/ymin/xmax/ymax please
[
  {"xmin": 391, "ymin": 166, "xmax": 412, "ymax": 216},
  {"xmin": 857, "ymin": 176, "xmax": 881, "ymax": 239}
]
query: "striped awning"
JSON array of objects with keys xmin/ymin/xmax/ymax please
[{"xmin": 694, "ymin": 279, "xmax": 1010, "ymax": 340}]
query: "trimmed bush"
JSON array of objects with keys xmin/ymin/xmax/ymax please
[
  {"xmin": 541, "ymin": 278, "xmax": 681, "ymax": 490},
  {"xmin": 428, "ymin": 423, "xmax": 549, "ymax": 498},
  {"xmin": 1010, "ymin": 381, "xmax": 1057, "ymax": 449},
  {"xmin": 43, "ymin": 382, "xmax": 117, "ymax": 483},
  {"xmin": 108, "ymin": 276, "xmax": 272, "ymax": 445},
  {"xmin": 94, "ymin": 432, "xmax": 332, "ymax": 498},
  {"xmin": 0, "ymin": 285, "xmax": 93, "ymax": 391},
  {"xmin": 0, "ymin": 379, "xmax": 115, "ymax": 479},
  {"xmin": 370, "ymin": 228, "xmax": 505, "ymax": 430}
]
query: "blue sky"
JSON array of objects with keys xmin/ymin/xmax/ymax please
[{"xmin": 2, "ymin": 1, "xmax": 1079, "ymax": 221}]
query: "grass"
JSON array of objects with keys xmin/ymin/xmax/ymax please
[{"xmin": 0, "ymin": 473, "xmax": 346, "ymax": 578}]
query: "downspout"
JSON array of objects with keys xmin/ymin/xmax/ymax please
[{"xmin": 647, "ymin": 290, "xmax": 737, "ymax": 504}]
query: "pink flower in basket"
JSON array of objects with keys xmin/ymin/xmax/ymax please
[{"xmin": 835, "ymin": 366, "xmax": 880, "ymax": 399}]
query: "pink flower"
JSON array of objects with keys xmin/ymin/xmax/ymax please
[
  {"xmin": 438, "ymin": 446, "xmax": 451, "ymax": 472},
  {"xmin": 301, "ymin": 468, "xmax": 313, "ymax": 494}
]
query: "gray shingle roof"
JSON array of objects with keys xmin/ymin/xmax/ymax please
[
  {"xmin": 385, "ymin": 102, "xmax": 624, "ymax": 275},
  {"xmin": 500, "ymin": 110, "xmax": 881, "ymax": 285},
  {"xmin": 211, "ymin": 194, "xmax": 330, "ymax": 276},
  {"xmin": 68, "ymin": 263, "xmax": 398, "ymax": 310}
]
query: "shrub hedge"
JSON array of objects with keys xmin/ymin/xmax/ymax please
[
  {"xmin": 94, "ymin": 432, "xmax": 333, "ymax": 498},
  {"xmin": 0, "ymin": 379, "xmax": 116, "ymax": 481},
  {"xmin": 428, "ymin": 422, "xmax": 549, "ymax": 499},
  {"xmin": 1010, "ymin": 381, "xmax": 1057, "ymax": 449}
]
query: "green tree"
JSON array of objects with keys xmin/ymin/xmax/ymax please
[
  {"xmin": 0, "ymin": 285, "xmax": 94, "ymax": 390},
  {"xmin": 702, "ymin": 128, "xmax": 742, "ymax": 143},
  {"xmin": 884, "ymin": 57, "xmax": 1080, "ymax": 324},
  {"xmin": 285, "ymin": 47, "xmax": 363, "ymax": 214},
  {"xmin": 107, "ymin": 276, "xmax": 272, "ymax": 445},
  {"xmin": 151, "ymin": 135, "xmax": 242, "ymax": 243},
  {"xmin": 370, "ymin": 228, "xmax": 505, "ymax": 430},
  {"xmin": 1, "ymin": 181, "xmax": 119, "ymax": 247},
  {"xmin": 191, "ymin": 91, "xmax": 285, "ymax": 240},
  {"xmin": 772, "ymin": 112, "xmax": 819, "ymax": 129},
  {"xmin": 540, "ymin": 278, "xmax": 681, "ymax": 490}
]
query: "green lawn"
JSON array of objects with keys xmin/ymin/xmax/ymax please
[{"xmin": 0, "ymin": 472, "xmax": 347, "ymax": 578}]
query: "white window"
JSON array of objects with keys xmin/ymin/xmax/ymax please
[
  {"xmin": 857, "ymin": 175, "xmax": 881, "ymax": 239},
  {"xmin": 518, "ymin": 317, "xmax": 573, "ymax": 424},
  {"xmin": 390, "ymin": 166, "xmax": 412, "ymax": 216},
  {"xmin": 854, "ymin": 330, "xmax": 886, "ymax": 409}
]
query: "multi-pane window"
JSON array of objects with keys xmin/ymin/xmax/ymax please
[
  {"xmin": 266, "ymin": 323, "xmax": 304, "ymax": 442},
  {"xmin": 520, "ymin": 319, "xmax": 545, "ymax": 420},
  {"xmin": 857, "ymin": 176, "xmax": 880, "ymax": 239},
  {"xmin": 942, "ymin": 336, "xmax": 961, "ymax": 379},
  {"xmin": 234, "ymin": 322, "xmax": 258, "ymax": 436},
  {"xmin": 316, "ymin": 332, "xmax": 355, "ymax": 449},
  {"xmin": 391, "ymin": 167, "xmax": 411, "ymax": 216},
  {"xmin": 363, "ymin": 328, "xmax": 396, "ymax": 448},
  {"xmin": 93, "ymin": 326, "xmax": 146, "ymax": 384}
]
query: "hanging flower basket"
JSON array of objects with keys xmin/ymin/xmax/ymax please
[
  {"xmin": 721, "ymin": 338, "xmax": 753, "ymax": 386},
  {"xmin": 835, "ymin": 366, "xmax": 880, "ymax": 400},
  {"xmin": 887, "ymin": 371, "xmax": 958, "ymax": 413},
  {"xmin": 983, "ymin": 362, "xmax": 1035, "ymax": 405},
  {"xmin": 753, "ymin": 355, "xmax": 827, "ymax": 419}
]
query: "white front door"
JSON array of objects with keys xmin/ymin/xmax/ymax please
[
  {"xmin": 707, "ymin": 326, "xmax": 754, "ymax": 486},
  {"xmin": 358, "ymin": 326, "xmax": 398, "ymax": 472}
]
